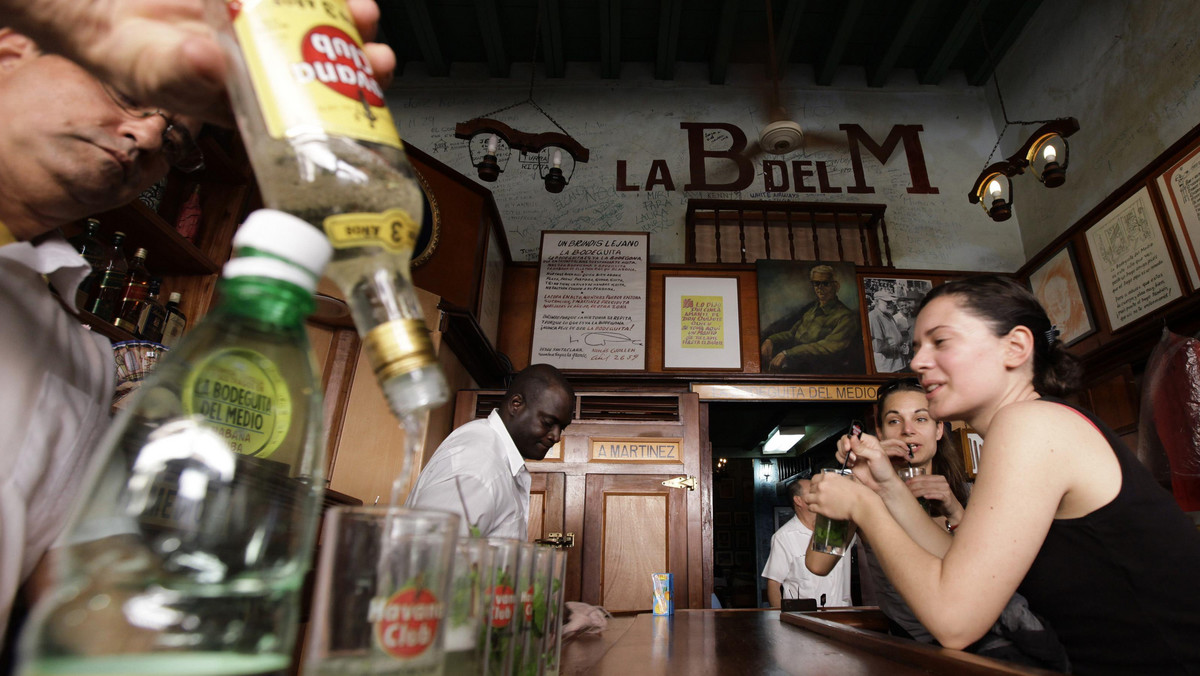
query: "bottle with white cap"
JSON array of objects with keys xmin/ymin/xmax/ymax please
[{"xmin": 17, "ymin": 210, "xmax": 333, "ymax": 676}]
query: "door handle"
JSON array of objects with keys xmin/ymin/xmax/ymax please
[
  {"xmin": 662, "ymin": 475, "xmax": 696, "ymax": 491},
  {"xmin": 536, "ymin": 531, "xmax": 575, "ymax": 548}
]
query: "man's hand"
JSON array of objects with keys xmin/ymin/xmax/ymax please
[
  {"xmin": 4, "ymin": 0, "xmax": 397, "ymax": 125},
  {"xmin": 760, "ymin": 339, "xmax": 774, "ymax": 365}
]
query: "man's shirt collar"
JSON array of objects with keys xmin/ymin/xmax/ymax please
[{"xmin": 487, "ymin": 409, "xmax": 528, "ymax": 477}]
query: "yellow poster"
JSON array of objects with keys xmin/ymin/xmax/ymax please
[{"xmin": 680, "ymin": 295, "xmax": 724, "ymax": 349}]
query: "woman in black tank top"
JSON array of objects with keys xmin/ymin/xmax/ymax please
[{"xmin": 806, "ymin": 275, "xmax": 1200, "ymax": 675}]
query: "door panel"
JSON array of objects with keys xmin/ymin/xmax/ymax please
[
  {"xmin": 582, "ymin": 474, "xmax": 688, "ymax": 612},
  {"xmin": 527, "ymin": 472, "xmax": 565, "ymax": 543}
]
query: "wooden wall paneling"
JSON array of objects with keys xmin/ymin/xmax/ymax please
[
  {"xmin": 528, "ymin": 491, "xmax": 545, "ymax": 541},
  {"xmin": 526, "ymin": 471, "xmax": 566, "ymax": 543},
  {"xmin": 563, "ymin": 472, "xmax": 588, "ymax": 605},
  {"xmin": 497, "ymin": 264, "xmax": 538, "ymax": 371},
  {"xmin": 679, "ymin": 392, "xmax": 705, "ymax": 609},
  {"xmin": 316, "ymin": 329, "xmax": 359, "ymax": 480},
  {"xmin": 1082, "ymin": 365, "xmax": 1139, "ymax": 434}
]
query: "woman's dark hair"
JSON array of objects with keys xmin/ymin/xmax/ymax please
[
  {"xmin": 919, "ymin": 275, "xmax": 1081, "ymax": 397},
  {"xmin": 875, "ymin": 378, "xmax": 971, "ymax": 506}
]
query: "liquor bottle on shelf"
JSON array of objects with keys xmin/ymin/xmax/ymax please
[
  {"xmin": 68, "ymin": 218, "xmax": 105, "ymax": 308},
  {"xmin": 114, "ymin": 247, "xmax": 152, "ymax": 333},
  {"xmin": 208, "ymin": 0, "xmax": 448, "ymax": 419},
  {"xmin": 15, "ymin": 209, "xmax": 333, "ymax": 676},
  {"xmin": 85, "ymin": 231, "xmax": 128, "ymax": 321},
  {"xmin": 161, "ymin": 292, "xmax": 188, "ymax": 348},
  {"xmin": 137, "ymin": 277, "xmax": 168, "ymax": 343}
]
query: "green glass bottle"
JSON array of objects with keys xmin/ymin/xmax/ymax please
[{"xmin": 17, "ymin": 210, "xmax": 332, "ymax": 676}]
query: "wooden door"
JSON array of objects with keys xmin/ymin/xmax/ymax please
[
  {"xmin": 581, "ymin": 474, "xmax": 689, "ymax": 612},
  {"xmin": 527, "ymin": 472, "xmax": 565, "ymax": 542}
]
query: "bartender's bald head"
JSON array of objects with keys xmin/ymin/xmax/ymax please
[{"xmin": 499, "ymin": 364, "xmax": 575, "ymax": 461}]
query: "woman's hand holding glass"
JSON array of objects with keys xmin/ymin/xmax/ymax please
[
  {"xmin": 902, "ymin": 473, "xmax": 966, "ymax": 525},
  {"xmin": 835, "ymin": 432, "xmax": 913, "ymax": 493},
  {"xmin": 805, "ymin": 468, "xmax": 878, "ymax": 522}
]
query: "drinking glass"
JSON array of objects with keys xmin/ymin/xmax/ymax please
[
  {"xmin": 811, "ymin": 468, "xmax": 853, "ymax": 557},
  {"xmin": 303, "ymin": 507, "xmax": 459, "ymax": 676}
]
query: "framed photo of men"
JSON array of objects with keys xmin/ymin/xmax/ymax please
[
  {"xmin": 757, "ymin": 261, "xmax": 865, "ymax": 375},
  {"xmin": 862, "ymin": 277, "xmax": 933, "ymax": 374}
]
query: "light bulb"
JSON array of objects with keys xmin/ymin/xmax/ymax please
[
  {"xmin": 487, "ymin": 134, "xmax": 497, "ymax": 154},
  {"xmin": 988, "ymin": 179, "xmax": 1003, "ymax": 197},
  {"xmin": 1043, "ymin": 144, "xmax": 1057, "ymax": 162},
  {"xmin": 553, "ymin": 150, "xmax": 562, "ymax": 168}
]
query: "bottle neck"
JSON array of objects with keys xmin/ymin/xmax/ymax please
[{"xmin": 214, "ymin": 275, "xmax": 314, "ymax": 328}]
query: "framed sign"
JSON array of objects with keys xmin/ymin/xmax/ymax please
[
  {"xmin": 663, "ymin": 276, "xmax": 742, "ymax": 369},
  {"xmin": 589, "ymin": 437, "xmax": 682, "ymax": 463},
  {"xmin": 530, "ymin": 231, "xmax": 648, "ymax": 370},
  {"xmin": 955, "ymin": 426, "xmax": 983, "ymax": 478},
  {"xmin": 861, "ymin": 276, "xmax": 933, "ymax": 374},
  {"xmin": 1027, "ymin": 243, "xmax": 1096, "ymax": 346},
  {"xmin": 1155, "ymin": 143, "xmax": 1200, "ymax": 289},
  {"xmin": 1084, "ymin": 187, "xmax": 1183, "ymax": 331}
]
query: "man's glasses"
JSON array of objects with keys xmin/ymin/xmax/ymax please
[
  {"xmin": 811, "ymin": 280, "xmax": 836, "ymax": 288},
  {"xmin": 101, "ymin": 83, "xmax": 205, "ymax": 173}
]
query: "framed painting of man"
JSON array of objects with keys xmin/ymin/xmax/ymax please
[{"xmin": 757, "ymin": 261, "xmax": 865, "ymax": 375}]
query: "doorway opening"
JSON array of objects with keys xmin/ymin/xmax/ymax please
[{"xmin": 707, "ymin": 400, "xmax": 868, "ymax": 609}]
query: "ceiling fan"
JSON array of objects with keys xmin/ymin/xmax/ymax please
[{"xmin": 745, "ymin": 0, "xmax": 841, "ymax": 158}]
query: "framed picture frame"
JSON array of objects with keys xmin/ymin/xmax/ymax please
[
  {"xmin": 662, "ymin": 276, "xmax": 743, "ymax": 369},
  {"xmin": 861, "ymin": 276, "xmax": 934, "ymax": 374},
  {"xmin": 1027, "ymin": 243, "xmax": 1097, "ymax": 346},
  {"xmin": 1154, "ymin": 142, "xmax": 1200, "ymax": 289},
  {"xmin": 757, "ymin": 260, "xmax": 866, "ymax": 375},
  {"xmin": 1084, "ymin": 187, "xmax": 1183, "ymax": 331}
]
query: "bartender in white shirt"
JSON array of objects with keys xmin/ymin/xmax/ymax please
[{"xmin": 407, "ymin": 364, "xmax": 574, "ymax": 539}]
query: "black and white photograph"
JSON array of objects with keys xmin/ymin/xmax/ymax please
[{"xmin": 862, "ymin": 277, "xmax": 934, "ymax": 373}]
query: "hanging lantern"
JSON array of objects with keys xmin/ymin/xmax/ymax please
[
  {"xmin": 969, "ymin": 163, "xmax": 1020, "ymax": 222},
  {"xmin": 1026, "ymin": 132, "xmax": 1069, "ymax": 188}
]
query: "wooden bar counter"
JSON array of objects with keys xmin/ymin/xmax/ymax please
[{"xmin": 560, "ymin": 609, "xmax": 1066, "ymax": 675}]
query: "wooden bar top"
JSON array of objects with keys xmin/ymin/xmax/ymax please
[{"xmin": 560, "ymin": 609, "xmax": 1066, "ymax": 675}]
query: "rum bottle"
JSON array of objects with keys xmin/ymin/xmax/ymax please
[
  {"xmin": 85, "ymin": 231, "xmax": 127, "ymax": 321},
  {"xmin": 206, "ymin": 0, "xmax": 448, "ymax": 417},
  {"xmin": 114, "ymin": 247, "xmax": 151, "ymax": 333}
]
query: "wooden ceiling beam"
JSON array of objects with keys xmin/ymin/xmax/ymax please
[
  {"xmin": 600, "ymin": 0, "xmax": 622, "ymax": 79},
  {"xmin": 967, "ymin": 0, "xmax": 1043, "ymax": 86},
  {"xmin": 867, "ymin": 0, "xmax": 929, "ymax": 87},
  {"xmin": 375, "ymin": 1, "xmax": 407, "ymax": 76},
  {"xmin": 473, "ymin": 0, "xmax": 510, "ymax": 77},
  {"xmin": 539, "ymin": 0, "xmax": 565, "ymax": 78},
  {"xmin": 709, "ymin": 0, "xmax": 740, "ymax": 85},
  {"xmin": 919, "ymin": 0, "xmax": 990, "ymax": 85},
  {"xmin": 655, "ymin": 0, "xmax": 683, "ymax": 80},
  {"xmin": 403, "ymin": 0, "xmax": 448, "ymax": 76},
  {"xmin": 775, "ymin": 0, "xmax": 808, "ymax": 78},
  {"xmin": 816, "ymin": 0, "xmax": 864, "ymax": 86}
]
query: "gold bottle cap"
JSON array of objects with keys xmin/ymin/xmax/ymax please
[{"xmin": 364, "ymin": 319, "xmax": 437, "ymax": 381}]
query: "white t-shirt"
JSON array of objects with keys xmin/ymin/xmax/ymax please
[
  {"xmin": 0, "ymin": 233, "xmax": 113, "ymax": 638},
  {"xmin": 762, "ymin": 515, "xmax": 855, "ymax": 607},
  {"xmin": 406, "ymin": 410, "xmax": 530, "ymax": 540}
]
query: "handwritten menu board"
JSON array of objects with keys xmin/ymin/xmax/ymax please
[
  {"xmin": 1085, "ymin": 187, "xmax": 1182, "ymax": 330},
  {"xmin": 531, "ymin": 232, "xmax": 648, "ymax": 370}
]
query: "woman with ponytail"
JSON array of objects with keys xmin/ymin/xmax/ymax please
[{"xmin": 806, "ymin": 275, "xmax": 1200, "ymax": 675}]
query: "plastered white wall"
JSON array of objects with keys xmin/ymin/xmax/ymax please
[
  {"xmin": 387, "ymin": 61, "xmax": 1026, "ymax": 270},
  {"xmin": 990, "ymin": 0, "xmax": 1200, "ymax": 259}
]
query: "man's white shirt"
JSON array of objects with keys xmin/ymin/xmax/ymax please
[
  {"xmin": 0, "ymin": 233, "xmax": 113, "ymax": 638},
  {"xmin": 761, "ymin": 515, "xmax": 855, "ymax": 607},
  {"xmin": 406, "ymin": 410, "xmax": 530, "ymax": 540}
]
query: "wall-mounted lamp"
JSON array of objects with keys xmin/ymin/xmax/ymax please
[
  {"xmin": 968, "ymin": 18, "xmax": 1080, "ymax": 222},
  {"xmin": 455, "ymin": 118, "xmax": 589, "ymax": 194},
  {"xmin": 968, "ymin": 118, "xmax": 1079, "ymax": 222}
]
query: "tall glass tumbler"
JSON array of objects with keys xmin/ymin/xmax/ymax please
[
  {"xmin": 509, "ymin": 543, "xmax": 537, "ymax": 676},
  {"xmin": 484, "ymin": 538, "xmax": 522, "ymax": 676},
  {"xmin": 444, "ymin": 538, "xmax": 495, "ymax": 675},
  {"xmin": 303, "ymin": 507, "xmax": 459, "ymax": 676}
]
